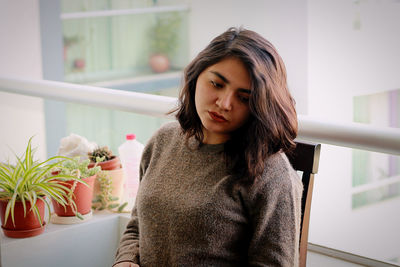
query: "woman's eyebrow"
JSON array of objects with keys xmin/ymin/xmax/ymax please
[
  {"xmin": 210, "ymin": 71, "xmax": 229, "ymax": 83},
  {"xmin": 238, "ymin": 88, "xmax": 251, "ymax": 95},
  {"xmin": 209, "ymin": 71, "xmax": 251, "ymax": 94}
]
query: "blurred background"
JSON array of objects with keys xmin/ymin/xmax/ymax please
[{"xmin": 0, "ymin": 0, "xmax": 399, "ymax": 265}]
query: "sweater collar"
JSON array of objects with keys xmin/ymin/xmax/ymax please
[{"xmin": 187, "ymin": 135, "xmax": 225, "ymax": 153}]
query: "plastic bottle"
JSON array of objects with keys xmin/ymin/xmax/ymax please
[{"xmin": 118, "ymin": 133, "xmax": 144, "ymax": 212}]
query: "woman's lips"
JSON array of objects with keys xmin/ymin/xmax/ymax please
[{"xmin": 208, "ymin": 111, "xmax": 228, "ymax": 122}]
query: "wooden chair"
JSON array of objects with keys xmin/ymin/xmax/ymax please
[{"xmin": 287, "ymin": 140, "xmax": 321, "ymax": 267}]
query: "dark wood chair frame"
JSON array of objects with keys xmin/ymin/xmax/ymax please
[{"xmin": 287, "ymin": 140, "xmax": 321, "ymax": 267}]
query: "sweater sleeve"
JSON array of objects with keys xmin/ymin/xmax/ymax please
[
  {"xmin": 113, "ymin": 133, "xmax": 155, "ymax": 266},
  {"xmin": 113, "ymin": 206, "xmax": 141, "ymax": 265},
  {"xmin": 246, "ymin": 155, "xmax": 303, "ymax": 267}
]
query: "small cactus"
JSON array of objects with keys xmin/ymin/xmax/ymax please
[{"xmin": 88, "ymin": 146, "xmax": 114, "ymax": 163}]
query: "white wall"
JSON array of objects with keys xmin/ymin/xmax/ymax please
[
  {"xmin": 307, "ymin": 0, "xmax": 400, "ymax": 262},
  {"xmin": 188, "ymin": 0, "xmax": 309, "ymax": 114},
  {"xmin": 0, "ymin": 0, "xmax": 47, "ymax": 162}
]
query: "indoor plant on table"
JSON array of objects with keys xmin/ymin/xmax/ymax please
[
  {"xmin": 88, "ymin": 146, "xmax": 127, "ymax": 213},
  {"xmin": 0, "ymin": 137, "xmax": 81, "ymax": 238},
  {"xmin": 51, "ymin": 156, "xmax": 100, "ymax": 224},
  {"xmin": 88, "ymin": 146, "xmax": 120, "ymax": 171}
]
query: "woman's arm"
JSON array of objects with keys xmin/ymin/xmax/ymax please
[
  {"xmin": 246, "ymin": 157, "xmax": 303, "ymax": 267},
  {"xmin": 113, "ymin": 206, "xmax": 141, "ymax": 265}
]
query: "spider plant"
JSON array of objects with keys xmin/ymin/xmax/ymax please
[{"xmin": 0, "ymin": 137, "xmax": 82, "ymax": 227}]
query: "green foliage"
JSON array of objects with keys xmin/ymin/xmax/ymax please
[
  {"xmin": 57, "ymin": 156, "xmax": 101, "ymax": 179},
  {"xmin": 88, "ymin": 146, "xmax": 114, "ymax": 163},
  {"xmin": 92, "ymin": 171, "xmax": 127, "ymax": 213},
  {"xmin": 0, "ymin": 137, "xmax": 81, "ymax": 226},
  {"xmin": 148, "ymin": 13, "xmax": 182, "ymax": 56}
]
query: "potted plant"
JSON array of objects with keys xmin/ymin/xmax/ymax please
[
  {"xmin": 88, "ymin": 146, "xmax": 120, "ymax": 171},
  {"xmin": 148, "ymin": 13, "xmax": 182, "ymax": 73},
  {"xmin": 51, "ymin": 157, "xmax": 100, "ymax": 224},
  {"xmin": 91, "ymin": 171, "xmax": 127, "ymax": 213},
  {"xmin": 88, "ymin": 146, "xmax": 126, "ymax": 213},
  {"xmin": 0, "ymin": 137, "xmax": 80, "ymax": 238}
]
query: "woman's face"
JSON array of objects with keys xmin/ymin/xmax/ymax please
[{"xmin": 195, "ymin": 57, "xmax": 252, "ymax": 144}]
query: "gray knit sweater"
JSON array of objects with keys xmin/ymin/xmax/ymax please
[{"xmin": 114, "ymin": 122, "xmax": 303, "ymax": 267}]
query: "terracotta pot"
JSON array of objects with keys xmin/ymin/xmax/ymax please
[
  {"xmin": 92, "ymin": 168, "xmax": 125, "ymax": 210},
  {"xmin": 149, "ymin": 53, "xmax": 170, "ymax": 73},
  {"xmin": 88, "ymin": 156, "xmax": 121, "ymax": 171},
  {"xmin": 0, "ymin": 198, "xmax": 46, "ymax": 238},
  {"xmin": 52, "ymin": 175, "xmax": 96, "ymax": 216}
]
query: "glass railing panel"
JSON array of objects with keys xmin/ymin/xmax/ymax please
[{"xmin": 308, "ymin": 143, "xmax": 400, "ymax": 265}]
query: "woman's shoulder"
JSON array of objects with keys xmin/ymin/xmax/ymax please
[
  {"xmin": 159, "ymin": 120, "xmax": 181, "ymax": 132},
  {"xmin": 244, "ymin": 152, "xmax": 302, "ymax": 197},
  {"xmin": 237, "ymin": 152, "xmax": 302, "ymax": 213},
  {"xmin": 155, "ymin": 120, "xmax": 180, "ymax": 133},
  {"xmin": 264, "ymin": 152, "xmax": 294, "ymax": 174},
  {"xmin": 263, "ymin": 152, "xmax": 302, "ymax": 187},
  {"xmin": 141, "ymin": 121, "xmax": 182, "ymax": 162},
  {"xmin": 149, "ymin": 121, "xmax": 182, "ymax": 144}
]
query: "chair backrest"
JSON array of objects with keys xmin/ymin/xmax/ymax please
[{"xmin": 287, "ymin": 140, "xmax": 321, "ymax": 267}]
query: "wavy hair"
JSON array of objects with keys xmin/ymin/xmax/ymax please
[{"xmin": 173, "ymin": 27, "xmax": 298, "ymax": 181}]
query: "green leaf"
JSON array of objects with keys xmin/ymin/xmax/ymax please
[
  {"xmin": 31, "ymin": 203, "xmax": 43, "ymax": 227},
  {"xmin": 39, "ymin": 195, "xmax": 52, "ymax": 223},
  {"xmin": 107, "ymin": 203, "xmax": 118, "ymax": 209},
  {"xmin": 6, "ymin": 193, "xmax": 18, "ymax": 227},
  {"xmin": 75, "ymin": 212, "xmax": 84, "ymax": 220},
  {"xmin": 117, "ymin": 202, "xmax": 128, "ymax": 213},
  {"xmin": 92, "ymin": 198, "xmax": 102, "ymax": 203}
]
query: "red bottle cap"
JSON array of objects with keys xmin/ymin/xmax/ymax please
[{"xmin": 126, "ymin": 134, "xmax": 136, "ymax": 140}]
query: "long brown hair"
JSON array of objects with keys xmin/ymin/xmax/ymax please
[{"xmin": 173, "ymin": 27, "xmax": 298, "ymax": 181}]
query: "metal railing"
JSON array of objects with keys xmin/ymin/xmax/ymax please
[{"xmin": 1, "ymin": 76, "xmax": 399, "ymax": 156}]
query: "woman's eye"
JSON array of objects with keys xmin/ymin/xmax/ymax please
[
  {"xmin": 238, "ymin": 95, "xmax": 249, "ymax": 103},
  {"xmin": 210, "ymin": 80, "xmax": 223, "ymax": 88}
]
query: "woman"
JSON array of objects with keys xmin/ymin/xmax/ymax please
[{"xmin": 114, "ymin": 27, "xmax": 302, "ymax": 267}]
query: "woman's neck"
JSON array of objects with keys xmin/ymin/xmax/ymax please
[{"xmin": 202, "ymin": 130, "xmax": 229, "ymax": 144}]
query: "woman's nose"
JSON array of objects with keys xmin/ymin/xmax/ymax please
[{"xmin": 216, "ymin": 90, "xmax": 233, "ymax": 111}]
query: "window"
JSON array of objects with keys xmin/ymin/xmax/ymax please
[
  {"xmin": 352, "ymin": 89, "xmax": 400, "ymax": 209},
  {"xmin": 47, "ymin": 0, "xmax": 190, "ymax": 154}
]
